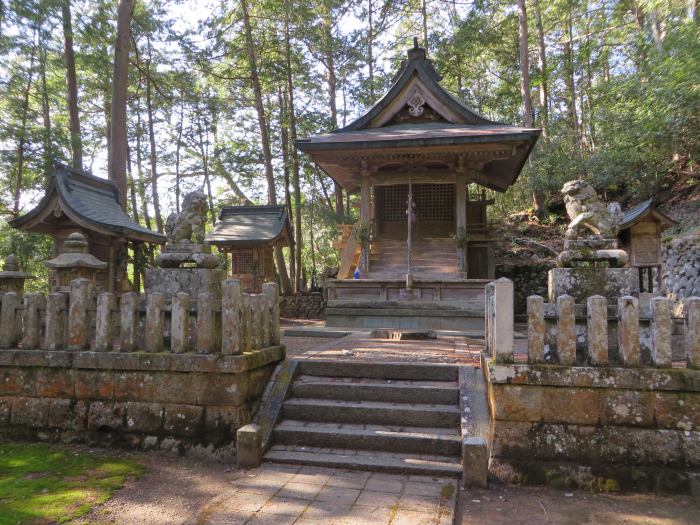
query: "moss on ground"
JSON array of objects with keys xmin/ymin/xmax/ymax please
[{"xmin": 0, "ymin": 441, "xmax": 143, "ymax": 525}]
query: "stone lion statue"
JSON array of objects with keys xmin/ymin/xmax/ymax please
[
  {"xmin": 562, "ymin": 180, "xmax": 623, "ymax": 240},
  {"xmin": 165, "ymin": 191, "xmax": 208, "ymax": 244}
]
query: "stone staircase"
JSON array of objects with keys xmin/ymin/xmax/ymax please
[
  {"xmin": 262, "ymin": 360, "xmax": 471, "ymax": 478},
  {"xmin": 368, "ymin": 237, "xmax": 459, "ymax": 279}
]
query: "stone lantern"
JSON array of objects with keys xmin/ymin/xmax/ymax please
[
  {"xmin": 44, "ymin": 232, "xmax": 107, "ymax": 292},
  {"xmin": 0, "ymin": 254, "xmax": 35, "ymax": 294}
]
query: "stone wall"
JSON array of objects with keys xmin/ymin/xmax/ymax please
[
  {"xmin": 496, "ymin": 263, "xmax": 549, "ymax": 316},
  {"xmin": 663, "ymin": 235, "xmax": 700, "ymax": 312},
  {"xmin": 0, "ymin": 347, "xmax": 282, "ymax": 460},
  {"xmin": 485, "ymin": 279, "xmax": 700, "ymax": 492},
  {"xmin": 486, "ymin": 362, "xmax": 700, "ymax": 492},
  {"xmin": 0, "ymin": 277, "xmax": 285, "ymax": 460},
  {"xmin": 280, "ymin": 293, "xmax": 326, "ymax": 320}
]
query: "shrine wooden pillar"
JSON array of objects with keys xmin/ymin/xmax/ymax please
[
  {"xmin": 359, "ymin": 160, "xmax": 371, "ymax": 273},
  {"xmin": 455, "ymin": 161, "xmax": 468, "ymax": 273}
]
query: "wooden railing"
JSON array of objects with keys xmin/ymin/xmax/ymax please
[
  {"xmin": 0, "ymin": 278, "xmax": 280, "ymax": 354},
  {"xmin": 486, "ymin": 277, "xmax": 699, "ymax": 368}
]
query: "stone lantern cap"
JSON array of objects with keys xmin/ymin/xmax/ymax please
[
  {"xmin": 0, "ymin": 254, "xmax": 35, "ymax": 279},
  {"xmin": 44, "ymin": 232, "xmax": 108, "ymax": 269}
]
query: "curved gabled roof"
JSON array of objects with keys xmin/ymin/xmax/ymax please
[
  {"xmin": 296, "ymin": 43, "xmax": 540, "ymax": 193},
  {"xmin": 9, "ymin": 164, "xmax": 166, "ymax": 244},
  {"xmin": 620, "ymin": 198, "xmax": 676, "ymax": 231},
  {"xmin": 336, "ymin": 45, "xmax": 498, "ymax": 132},
  {"xmin": 205, "ymin": 205, "xmax": 292, "ymax": 248}
]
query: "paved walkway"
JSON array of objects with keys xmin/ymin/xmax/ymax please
[{"xmin": 193, "ymin": 463, "xmax": 456, "ymax": 525}]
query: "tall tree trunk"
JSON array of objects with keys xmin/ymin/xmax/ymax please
[
  {"xmin": 108, "ymin": 0, "xmax": 135, "ymax": 210},
  {"xmin": 320, "ymin": 7, "xmax": 345, "ymax": 222},
  {"xmin": 421, "ymin": 0, "xmax": 428, "ymax": 49},
  {"xmin": 278, "ymin": 88, "xmax": 296, "ymax": 291},
  {"xmin": 14, "ymin": 42, "xmax": 37, "ymax": 215},
  {"xmin": 284, "ymin": 13, "xmax": 304, "ymax": 292},
  {"xmin": 145, "ymin": 47, "xmax": 163, "ymax": 233},
  {"xmin": 135, "ymin": 103, "xmax": 153, "ymax": 232},
  {"xmin": 518, "ymin": 0, "xmax": 545, "ymax": 218},
  {"xmin": 40, "ymin": 43, "xmax": 52, "ymax": 178},
  {"xmin": 367, "ymin": 0, "xmax": 374, "ymax": 100},
  {"xmin": 532, "ymin": 0, "xmax": 548, "ymax": 135},
  {"xmin": 241, "ymin": 0, "xmax": 292, "ymax": 295},
  {"xmin": 127, "ymin": 145, "xmax": 141, "ymax": 291},
  {"xmin": 62, "ymin": 0, "xmax": 82, "ymax": 169},
  {"xmin": 173, "ymin": 100, "xmax": 184, "ymax": 212},
  {"xmin": 564, "ymin": 7, "xmax": 579, "ymax": 148}
]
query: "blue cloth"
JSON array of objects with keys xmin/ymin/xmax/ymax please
[{"xmin": 353, "ymin": 269, "xmax": 361, "ymax": 279}]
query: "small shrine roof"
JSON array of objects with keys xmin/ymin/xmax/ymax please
[
  {"xmin": 620, "ymin": 199, "xmax": 676, "ymax": 230},
  {"xmin": 9, "ymin": 164, "xmax": 166, "ymax": 244},
  {"xmin": 296, "ymin": 43, "xmax": 540, "ymax": 193},
  {"xmin": 205, "ymin": 205, "xmax": 292, "ymax": 248}
]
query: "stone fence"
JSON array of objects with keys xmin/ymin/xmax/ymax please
[
  {"xmin": 0, "ymin": 278, "xmax": 280, "ymax": 354},
  {"xmin": 0, "ymin": 278, "xmax": 284, "ymax": 460},
  {"xmin": 484, "ymin": 278, "xmax": 700, "ymax": 493}
]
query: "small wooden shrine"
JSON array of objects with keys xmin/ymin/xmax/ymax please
[
  {"xmin": 9, "ymin": 164, "xmax": 165, "ymax": 292},
  {"xmin": 618, "ymin": 199, "xmax": 675, "ymax": 293},
  {"xmin": 296, "ymin": 41, "xmax": 540, "ymax": 329},
  {"xmin": 205, "ymin": 205, "xmax": 292, "ymax": 293}
]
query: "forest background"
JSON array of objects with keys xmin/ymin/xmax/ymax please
[{"xmin": 0, "ymin": 0, "xmax": 698, "ymax": 293}]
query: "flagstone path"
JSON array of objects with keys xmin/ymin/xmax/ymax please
[{"xmin": 193, "ymin": 463, "xmax": 456, "ymax": 525}]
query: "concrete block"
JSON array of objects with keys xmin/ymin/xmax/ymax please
[
  {"xmin": 462, "ymin": 437, "xmax": 488, "ymax": 488},
  {"xmin": 236, "ymin": 423, "xmax": 262, "ymax": 468}
]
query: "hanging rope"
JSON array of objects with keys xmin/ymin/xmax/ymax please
[{"xmin": 406, "ymin": 174, "xmax": 414, "ymax": 287}]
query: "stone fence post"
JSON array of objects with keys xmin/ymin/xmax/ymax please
[
  {"xmin": 45, "ymin": 292, "xmax": 65, "ymax": 350},
  {"xmin": 527, "ymin": 295, "xmax": 544, "ymax": 364},
  {"xmin": 491, "ymin": 278, "xmax": 513, "ymax": 363},
  {"xmin": 650, "ymin": 297, "xmax": 672, "ymax": 368},
  {"xmin": 145, "ymin": 292, "xmax": 165, "ymax": 353},
  {"xmin": 22, "ymin": 293, "xmax": 45, "ymax": 349},
  {"xmin": 171, "ymin": 292, "xmax": 191, "ymax": 354},
  {"xmin": 0, "ymin": 292, "xmax": 21, "ymax": 348},
  {"xmin": 618, "ymin": 296, "xmax": 640, "ymax": 366},
  {"xmin": 557, "ymin": 295, "xmax": 576, "ymax": 366},
  {"xmin": 120, "ymin": 292, "xmax": 139, "ymax": 352},
  {"xmin": 222, "ymin": 280, "xmax": 242, "ymax": 355},
  {"xmin": 95, "ymin": 292, "xmax": 116, "ymax": 352},
  {"xmin": 262, "ymin": 282, "xmax": 280, "ymax": 346},
  {"xmin": 68, "ymin": 278, "xmax": 92, "ymax": 350},
  {"xmin": 197, "ymin": 292, "xmax": 215, "ymax": 354},
  {"xmin": 687, "ymin": 297, "xmax": 700, "ymax": 369},
  {"xmin": 587, "ymin": 295, "xmax": 608, "ymax": 365}
]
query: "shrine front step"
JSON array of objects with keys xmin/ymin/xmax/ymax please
[{"xmin": 259, "ymin": 359, "xmax": 491, "ymax": 485}]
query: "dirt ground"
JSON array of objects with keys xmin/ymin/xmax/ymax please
[{"xmin": 70, "ymin": 446, "xmax": 700, "ymax": 525}]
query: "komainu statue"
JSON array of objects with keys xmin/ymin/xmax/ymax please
[
  {"xmin": 562, "ymin": 180, "xmax": 623, "ymax": 240},
  {"xmin": 157, "ymin": 191, "xmax": 219, "ymax": 269},
  {"xmin": 165, "ymin": 191, "xmax": 208, "ymax": 244},
  {"xmin": 556, "ymin": 180, "xmax": 628, "ymax": 268}
]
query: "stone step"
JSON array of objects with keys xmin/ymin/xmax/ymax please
[
  {"xmin": 297, "ymin": 359, "xmax": 459, "ymax": 381},
  {"xmin": 264, "ymin": 445, "xmax": 462, "ymax": 478},
  {"xmin": 292, "ymin": 375, "xmax": 459, "ymax": 404},
  {"xmin": 282, "ymin": 398, "xmax": 461, "ymax": 427},
  {"xmin": 273, "ymin": 420, "xmax": 462, "ymax": 456}
]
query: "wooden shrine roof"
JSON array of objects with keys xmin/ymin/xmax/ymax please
[
  {"xmin": 296, "ymin": 43, "xmax": 540, "ymax": 193},
  {"xmin": 9, "ymin": 164, "xmax": 166, "ymax": 244},
  {"xmin": 205, "ymin": 205, "xmax": 292, "ymax": 248},
  {"xmin": 620, "ymin": 198, "xmax": 676, "ymax": 231}
]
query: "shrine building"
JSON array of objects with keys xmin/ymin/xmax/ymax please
[
  {"xmin": 9, "ymin": 164, "xmax": 165, "ymax": 292},
  {"xmin": 296, "ymin": 43, "xmax": 540, "ymax": 329}
]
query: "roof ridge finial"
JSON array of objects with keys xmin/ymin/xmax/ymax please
[{"xmin": 413, "ymin": 36, "xmax": 419, "ymax": 49}]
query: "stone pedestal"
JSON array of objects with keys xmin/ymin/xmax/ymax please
[
  {"xmin": 548, "ymin": 267, "xmax": 638, "ymax": 303},
  {"xmin": 145, "ymin": 268, "xmax": 225, "ymax": 299}
]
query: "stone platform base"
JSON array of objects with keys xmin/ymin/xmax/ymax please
[
  {"xmin": 548, "ymin": 267, "xmax": 638, "ymax": 303},
  {"xmin": 145, "ymin": 268, "xmax": 225, "ymax": 299},
  {"xmin": 325, "ymin": 300, "xmax": 484, "ymax": 331}
]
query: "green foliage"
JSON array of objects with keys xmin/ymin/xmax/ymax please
[{"xmin": 0, "ymin": 442, "xmax": 143, "ymax": 524}]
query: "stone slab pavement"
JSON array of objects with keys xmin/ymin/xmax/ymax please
[{"xmin": 191, "ymin": 463, "xmax": 456, "ymax": 525}]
